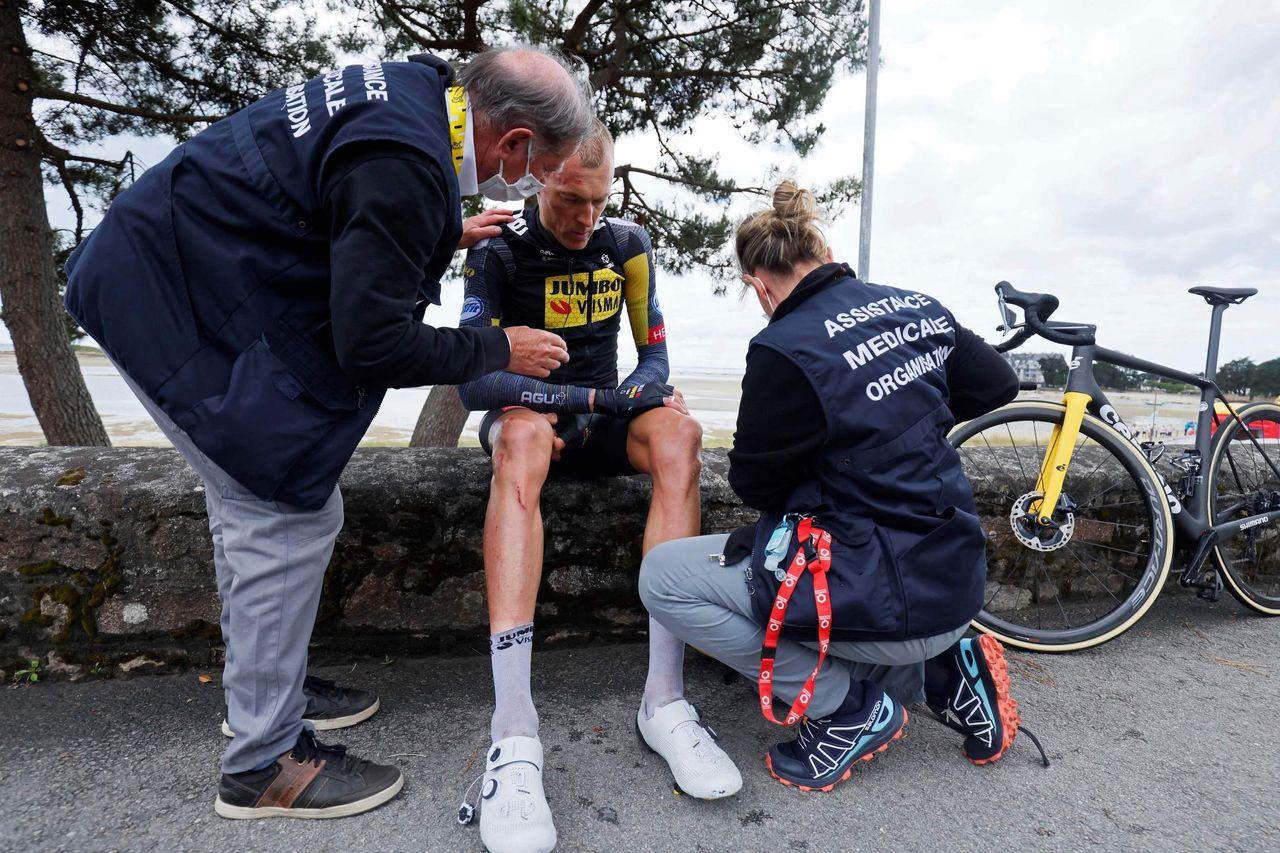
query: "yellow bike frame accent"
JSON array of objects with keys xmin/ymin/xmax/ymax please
[{"xmin": 1031, "ymin": 391, "xmax": 1092, "ymax": 523}]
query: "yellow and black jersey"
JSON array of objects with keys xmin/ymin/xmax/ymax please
[{"xmin": 459, "ymin": 206, "xmax": 667, "ymax": 390}]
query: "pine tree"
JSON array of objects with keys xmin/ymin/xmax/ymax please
[
  {"xmin": 343, "ymin": 0, "xmax": 869, "ymax": 444},
  {"xmin": 1, "ymin": 0, "xmax": 330, "ymax": 445}
]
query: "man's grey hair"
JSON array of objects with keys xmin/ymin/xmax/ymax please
[{"xmin": 458, "ymin": 43, "xmax": 595, "ymax": 154}]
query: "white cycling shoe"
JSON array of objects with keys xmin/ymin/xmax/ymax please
[
  {"xmin": 637, "ymin": 699, "xmax": 743, "ymax": 799},
  {"xmin": 479, "ymin": 736, "xmax": 557, "ymax": 853}
]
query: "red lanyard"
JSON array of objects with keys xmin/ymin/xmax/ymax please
[{"xmin": 758, "ymin": 516, "xmax": 833, "ymax": 726}]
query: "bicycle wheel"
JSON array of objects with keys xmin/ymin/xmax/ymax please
[
  {"xmin": 1208, "ymin": 402, "xmax": 1280, "ymax": 614},
  {"xmin": 949, "ymin": 402, "xmax": 1175, "ymax": 651}
]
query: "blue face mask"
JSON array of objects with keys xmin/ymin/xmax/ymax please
[{"xmin": 478, "ymin": 138, "xmax": 544, "ymax": 202}]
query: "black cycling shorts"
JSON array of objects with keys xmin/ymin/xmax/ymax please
[{"xmin": 478, "ymin": 408, "xmax": 639, "ymax": 479}]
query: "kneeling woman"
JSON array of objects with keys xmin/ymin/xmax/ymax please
[{"xmin": 640, "ymin": 181, "xmax": 1022, "ymax": 791}]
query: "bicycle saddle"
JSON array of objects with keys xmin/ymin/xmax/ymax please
[{"xmin": 1189, "ymin": 286, "xmax": 1257, "ymax": 306}]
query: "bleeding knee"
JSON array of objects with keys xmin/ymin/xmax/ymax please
[{"xmin": 492, "ymin": 416, "xmax": 553, "ymax": 482}]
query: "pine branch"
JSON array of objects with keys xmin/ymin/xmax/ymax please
[
  {"xmin": 564, "ymin": 0, "xmax": 609, "ymax": 48},
  {"xmin": 616, "ymin": 164, "xmax": 765, "ymax": 196},
  {"xmin": 160, "ymin": 0, "xmax": 293, "ymax": 64},
  {"xmin": 33, "ymin": 85, "xmax": 223, "ymax": 124}
]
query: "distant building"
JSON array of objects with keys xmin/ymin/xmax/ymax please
[{"xmin": 1006, "ymin": 352, "xmax": 1045, "ymax": 385}]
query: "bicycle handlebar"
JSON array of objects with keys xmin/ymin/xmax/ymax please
[{"xmin": 994, "ymin": 281, "xmax": 1097, "ymax": 348}]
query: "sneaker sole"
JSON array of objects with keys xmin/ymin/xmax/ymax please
[
  {"xmin": 213, "ymin": 770, "xmax": 403, "ymax": 820},
  {"xmin": 971, "ymin": 634, "xmax": 1020, "ymax": 765},
  {"xmin": 764, "ymin": 708, "xmax": 908, "ymax": 793},
  {"xmin": 634, "ymin": 718, "xmax": 741, "ymax": 800},
  {"xmin": 221, "ymin": 698, "xmax": 381, "ymax": 738}
]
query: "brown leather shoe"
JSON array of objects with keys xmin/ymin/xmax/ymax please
[{"xmin": 214, "ymin": 731, "xmax": 402, "ymax": 819}]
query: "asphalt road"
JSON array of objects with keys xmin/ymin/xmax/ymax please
[{"xmin": 2, "ymin": 592, "xmax": 1278, "ymax": 853}]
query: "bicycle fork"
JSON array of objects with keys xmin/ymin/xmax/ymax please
[{"xmin": 1030, "ymin": 392, "xmax": 1092, "ymax": 524}]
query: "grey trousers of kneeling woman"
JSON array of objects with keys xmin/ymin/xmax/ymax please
[{"xmin": 639, "ymin": 534, "xmax": 967, "ymax": 719}]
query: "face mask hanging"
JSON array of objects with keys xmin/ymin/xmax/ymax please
[{"xmin": 478, "ymin": 138, "xmax": 545, "ymax": 202}]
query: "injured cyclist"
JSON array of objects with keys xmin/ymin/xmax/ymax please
[{"xmin": 455, "ymin": 119, "xmax": 742, "ymax": 853}]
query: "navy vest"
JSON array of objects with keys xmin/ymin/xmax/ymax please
[
  {"xmin": 65, "ymin": 57, "xmax": 462, "ymax": 509},
  {"xmin": 748, "ymin": 268, "xmax": 987, "ymax": 641}
]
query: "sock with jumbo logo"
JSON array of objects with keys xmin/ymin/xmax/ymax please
[
  {"xmin": 490, "ymin": 623, "xmax": 539, "ymax": 742},
  {"xmin": 641, "ymin": 617, "xmax": 686, "ymax": 718}
]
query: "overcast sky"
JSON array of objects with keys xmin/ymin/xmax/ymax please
[
  {"xmin": 5, "ymin": 0, "xmax": 1277, "ymax": 375},
  {"xmin": 622, "ymin": 0, "xmax": 1280, "ymax": 372}
]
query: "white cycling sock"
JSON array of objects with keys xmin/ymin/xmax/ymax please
[
  {"xmin": 641, "ymin": 617, "xmax": 686, "ymax": 718},
  {"xmin": 490, "ymin": 623, "xmax": 539, "ymax": 742}
]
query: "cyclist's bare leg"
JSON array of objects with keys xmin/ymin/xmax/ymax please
[
  {"xmin": 484, "ymin": 408, "xmax": 559, "ymax": 740},
  {"xmin": 627, "ymin": 405, "xmax": 704, "ymax": 715}
]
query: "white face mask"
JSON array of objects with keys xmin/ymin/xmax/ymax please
[{"xmin": 478, "ymin": 138, "xmax": 544, "ymax": 202}]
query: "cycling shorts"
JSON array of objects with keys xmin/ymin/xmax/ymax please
[{"xmin": 478, "ymin": 408, "xmax": 639, "ymax": 479}]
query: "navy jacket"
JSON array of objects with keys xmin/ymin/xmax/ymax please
[
  {"xmin": 738, "ymin": 264, "xmax": 996, "ymax": 641},
  {"xmin": 66, "ymin": 57, "xmax": 507, "ymax": 509}
]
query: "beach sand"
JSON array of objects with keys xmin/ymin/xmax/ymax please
[
  {"xmin": 0, "ymin": 352, "xmax": 746, "ymax": 447},
  {"xmin": 4, "ymin": 351, "xmax": 1240, "ymax": 449}
]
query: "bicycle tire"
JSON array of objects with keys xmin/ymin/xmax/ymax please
[
  {"xmin": 1208, "ymin": 402, "xmax": 1280, "ymax": 614},
  {"xmin": 948, "ymin": 401, "xmax": 1175, "ymax": 652}
]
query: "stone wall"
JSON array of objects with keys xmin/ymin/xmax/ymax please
[
  {"xmin": 1, "ymin": 445, "xmax": 1153, "ymax": 680},
  {"xmin": 0, "ymin": 447, "xmax": 754, "ymax": 679}
]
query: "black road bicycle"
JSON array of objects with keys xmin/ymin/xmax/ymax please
[{"xmin": 949, "ymin": 282, "xmax": 1280, "ymax": 651}]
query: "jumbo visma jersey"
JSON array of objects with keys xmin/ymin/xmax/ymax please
[
  {"xmin": 460, "ymin": 208, "xmax": 666, "ymax": 388},
  {"xmin": 65, "ymin": 56, "xmax": 461, "ymax": 509}
]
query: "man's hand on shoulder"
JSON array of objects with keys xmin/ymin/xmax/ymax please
[
  {"xmin": 458, "ymin": 208, "xmax": 516, "ymax": 250},
  {"xmin": 504, "ymin": 326, "xmax": 569, "ymax": 378},
  {"xmin": 592, "ymin": 382, "xmax": 679, "ymax": 418}
]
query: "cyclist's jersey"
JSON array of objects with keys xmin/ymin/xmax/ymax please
[{"xmin": 459, "ymin": 206, "xmax": 667, "ymax": 390}]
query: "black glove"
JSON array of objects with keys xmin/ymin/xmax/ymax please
[{"xmin": 593, "ymin": 381, "xmax": 675, "ymax": 418}]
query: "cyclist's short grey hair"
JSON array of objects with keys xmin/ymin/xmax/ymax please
[{"xmin": 458, "ymin": 44, "xmax": 595, "ymax": 154}]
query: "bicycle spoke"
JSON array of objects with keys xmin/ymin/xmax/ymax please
[
  {"xmin": 1004, "ymin": 422, "xmax": 1031, "ymax": 485},
  {"xmin": 1073, "ymin": 539, "xmax": 1150, "ymax": 562},
  {"xmin": 1066, "ymin": 543, "xmax": 1140, "ymax": 584},
  {"xmin": 1078, "ymin": 499, "xmax": 1146, "ymax": 512},
  {"xmin": 1075, "ymin": 479, "xmax": 1128, "ymax": 511},
  {"xmin": 1066, "ymin": 548, "xmax": 1124, "ymax": 604},
  {"xmin": 959, "ymin": 448, "xmax": 1018, "ymax": 504},
  {"xmin": 1038, "ymin": 561, "xmax": 1072, "ymax": 628}
]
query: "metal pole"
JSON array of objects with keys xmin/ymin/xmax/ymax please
[{"xmin": 858, "ymin": 0, "xmax": 881, "ymax": 280}]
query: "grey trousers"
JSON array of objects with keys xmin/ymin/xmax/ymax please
[
  {"xmin": 639, "ymin": 534, "xmax": 966, "ymax": 718},
  {"xmin": 118, "ymin": 369, "xmax": 343, "ymax": 773}
]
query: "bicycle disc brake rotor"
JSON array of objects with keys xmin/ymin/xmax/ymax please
[{"xmin": 1010, "ymin": 491, "xmax": 1075, "ymax": 552}]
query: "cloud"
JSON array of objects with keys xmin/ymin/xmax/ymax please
[{"xmin": 13, "ymin": 1, "xmax": 1278, "ymax": 376}]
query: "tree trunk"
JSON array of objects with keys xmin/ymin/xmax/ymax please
[
  {"xmin": 0, "ymin": 4, "xmax": 109, "ymax": 447},
  {"xmin": 410, "ymin": 384, "xmax": 469, "ymax": 447}
]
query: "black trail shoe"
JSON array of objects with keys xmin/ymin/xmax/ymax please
[
  {"xmin": 222, "ymin": 676, "xmax": 380, "ymax": 737},
  {"xmin": 765, "ymin": 684, "xmax": 906, "ymax": 792},
  {"xmin": 214, "ymin": 730, "xmax": 402, "ymax": 819}
]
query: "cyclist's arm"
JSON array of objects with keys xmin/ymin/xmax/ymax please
[
  {"xmin": 728, "ymin": 345, "xmax": 826, "ymax": 511},
  {"xmin": 946, "ymin": 323, "xmax": 1019, "ymax": 421},
  {"xmin": 455, "ymin": 239, "xmax": 593, "ymax": 414},
  {"xmin": 616, "ymin": 225, "xmax": 670, "ymax": 391}
]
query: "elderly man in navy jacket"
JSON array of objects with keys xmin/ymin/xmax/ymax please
[{"xmin": 65, "ymin": 46, "xmax": 592, "ymax": 821}]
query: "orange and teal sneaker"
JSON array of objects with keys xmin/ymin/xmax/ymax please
[{"xmin": 926, "ymin": 635, "xmax": 1020, "ymax": 764}]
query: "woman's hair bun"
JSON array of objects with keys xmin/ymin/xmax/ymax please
[
  {"xmin": 734, "ymin": 179, "xmax": 830, "ymax": 274},
  {"xmin": 770, "ymin": 179, "xmax": 821, "ymax": 226}
]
